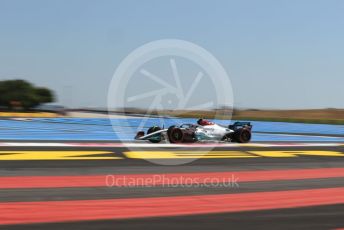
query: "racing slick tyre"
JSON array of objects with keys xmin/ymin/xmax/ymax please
[
  {"xmin": 147, "ymin": 126, "xmax": 162, "ymax": 143},
  {"xmin": 167, "ymin": 126, "xmax": 184, "ymax": 143},
  {"xmin": 233, "ymin": 128, "xmax": 251, "ymax": 143}
]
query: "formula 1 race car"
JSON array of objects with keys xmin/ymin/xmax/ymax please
[{"xmin": 135, "ymin": 119, "xmax": 252, "ymax": 143}]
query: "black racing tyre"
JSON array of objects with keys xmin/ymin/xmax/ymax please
[
  {"xmin": 233, "ymin": 128, "xmax": 251, "ymax": 143},
  {"xmin": 147, "ymin": 126, "xmax": 162, "ymax": 143},
  {"xmin": 167, "ymin": 126, "xmax": 184, "ymax": 143},
  {"xmin": 167, "ymin": 125, "xmax": 175, "ymax": 139}
]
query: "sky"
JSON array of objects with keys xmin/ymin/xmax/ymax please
[{"xmin": 0, "ymin": 0, "xmax": 343, "ymax": 109}]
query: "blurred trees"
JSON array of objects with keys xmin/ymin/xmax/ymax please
[{"xmin": 0, "ymin": 80, "xmax": 54, "ymax": 110}]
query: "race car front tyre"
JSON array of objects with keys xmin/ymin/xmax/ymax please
[
  {"xmin": 167, "ymin": 126, "xmax": 184, "ymax": 143},
  {"xmin": 233, "ymin": 128, "xmax": 251, "ymax": 143},
  {"xmin": 147, "ymin": 126, "xmax": 162, "ymax": 143}
]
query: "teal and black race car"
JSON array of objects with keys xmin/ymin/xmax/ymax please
[{"xmin": 135, "ymin": 119, "xmax": 252, "ymax": 144}]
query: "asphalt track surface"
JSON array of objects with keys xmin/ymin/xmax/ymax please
[{"xmin": 0, "ymin": 143, "xmax": 344, "ymax": 229}]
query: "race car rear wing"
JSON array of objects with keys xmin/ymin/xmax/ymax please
[{"xmin": 228, "ymin": 122, "xmax": 252, "ymax": 130}]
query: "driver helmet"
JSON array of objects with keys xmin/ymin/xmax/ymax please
[{"xmin": 197, "ymin": 119, "xmax": 214, "ymax": 126}]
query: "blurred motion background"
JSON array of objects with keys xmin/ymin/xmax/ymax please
[{"xmin": 0, "ymin": 0, "xmax": 343, "ymax": 122}]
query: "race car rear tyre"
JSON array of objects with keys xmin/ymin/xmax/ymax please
[
  {"xmin": 167, "ymin": 126, "xmax": 184, "ymax": 143},
  {"xmin": 233, "ymin": 128, "xmax": 251, "ymax": 143},
  {"xmin": 147, "ymin": 126, "xmax": 162, "ymax": 143}
]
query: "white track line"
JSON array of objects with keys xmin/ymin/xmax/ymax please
[
  {"xmin": 0, "ymin": 142, "xmax": 342, "ymax": 147},
  {"xmin": 257, "ymin": 132, "xmax": 343, "ymax": 139}
]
